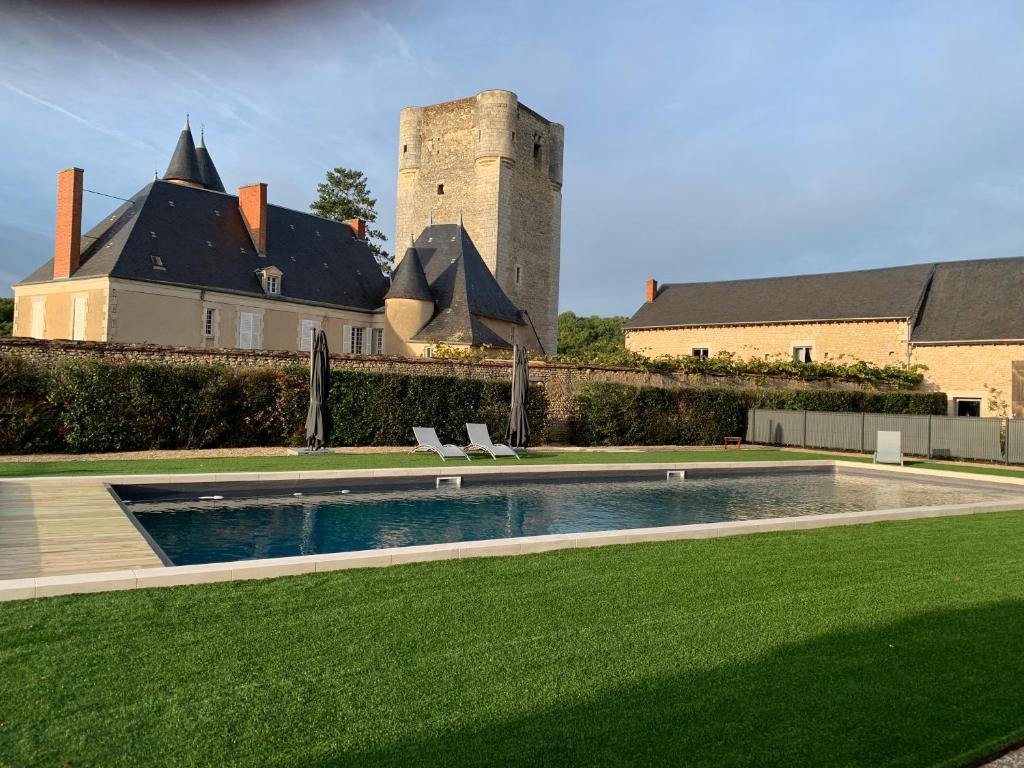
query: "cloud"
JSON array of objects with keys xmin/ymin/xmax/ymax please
[{"xmin": 0, "ymin": 80, "xmax": 159, "ymax": 153}]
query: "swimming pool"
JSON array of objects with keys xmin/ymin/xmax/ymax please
[{"xmin": 121, "ymin": 467, "xmax": 1022, "ymax": 566}]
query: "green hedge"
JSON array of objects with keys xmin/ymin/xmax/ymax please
[
  {"xmin": 568, "ymin": 382, "xmax": 947, "ymax": 446},
  {"xmin": 0, "ymin": 356, "xmax": 546, "ymax": 454}
]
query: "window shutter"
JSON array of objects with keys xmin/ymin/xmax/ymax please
[
  {"xmin": 239, "ymin": 312, "xmax": 251, "ymax": 348},
  {"xmin": 254, "ymin": 314, "xmax": 263, "ymax": 349},
  {"xmin": 342, "ymin": 324, "xmax": 352, "ymax": 354}
]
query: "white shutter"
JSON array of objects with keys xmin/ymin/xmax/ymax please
[
  {"xmin": 239, "ymin": 311, "xmax": 258, "ymax": 349},
  {"xmin": 342, "ymin": 324, "xmax": 352, "ymax": 354},
  {"xmin": 31, "ymin": 300, "xmax": 45, "ymax": 338},
  {"xmin": 72, "ymin": 297, "xmax": 87, "ymax": 340},
  {"xmin": 299, "ymin": 319, "xmax": 319, "ymax": 352},
  {"xmin": 254, "ymin": 313, "xmax": 263, "ymax": 349}
]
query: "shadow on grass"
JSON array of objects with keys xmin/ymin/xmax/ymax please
[{"xmin": 321, "ymin": 600, "xmax": 1024, "ymax": 768}]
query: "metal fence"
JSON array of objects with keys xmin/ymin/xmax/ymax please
[{"xmin": 746, "ymin": 408, "xmax": 1015, "ymax": 464}]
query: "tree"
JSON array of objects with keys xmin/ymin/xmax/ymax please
[
  {"xmin": 310, "ymin": 167, "xmax": 392, "ymax": 273},
  {"xmin": 0, "ymin": 298, "xmax": 12, "ymax": 337},
  {"xmin": 556, "ymin": 312, "xmax": 627, "ymax": 358}
]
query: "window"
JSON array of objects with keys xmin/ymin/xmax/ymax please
[
  {"xmin": 692, "ymin": 348, "xmax": 709, "ymax": 359},
  {"xmin": 299, "ymin": 319, "xmax": 320, "ymax": 352},
  {"xmin": 403, "ymin": 144, "xmax": 408, "ymax": 154},
  {"xmin": 423, "ymin": 346, "xmax": 434, "ymax": 358},
  {"xmin": 515, "ymin": 265, "xmax": 522, "ymax": 285},
  {"xmin": 793, "ymin": 346, "xmax": 813, "ymax": 363},
  {"xmin": 150, "ymin": 254, "xmax": 165, "ymax": 270},
  {"xmin": 371, "ymin": 327, "xmax": 384, "ymax": 355},
  {"xmin": 71, "ymin": 296, "xmax": 87, "ymax": 341},
  {"xmin": 533, "ymin": 141, "xmax": 542, "ymax": 159},
  {"xmin": 203, "ymin": 308, "xmax": 217, "ymax": 339},
  {"xmin": 266, "ymin": 275, "xmax": 280, "ymax": 295},
  {"xmin": 437, "ymin": 183, "xmax": 444, "ymax": 195},
  {"xmin": 259, "ymin": 267, "xmax": 283, "ymax": 295},
  {"xmin": 956, "ymin": 398, "xmax": 982, "ymax": 418},
  {"xmin": 345, "ymin": 325, "xmax": 365, "ymax": 355},
  {"xmin": 31, "ymin": 299, "xmax": 45, "ymax": 338},
  {"xmin": 239, "ymin": 311, "xmax": 262, "ymax": 349}
]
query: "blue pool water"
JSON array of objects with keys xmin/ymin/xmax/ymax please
[{"xmin": 125, "ymin": 471, "xmax": 1019, "ymax": 566}]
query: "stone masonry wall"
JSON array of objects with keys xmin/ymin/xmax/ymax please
[{"xmin": 2, "ymin": 337, "xmax": 902, "ymax": 442}]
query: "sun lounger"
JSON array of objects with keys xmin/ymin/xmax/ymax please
[
  {"xmin": 464, "ymin": 423, "xmax": 520, "ymax": 460},
  {"xmin": 874, "ymin": 430, "xmax": 904, "ymax": 466},
  {"xmin": 411, "ymin": 427, "xmax": 471, "ymax": 461}
]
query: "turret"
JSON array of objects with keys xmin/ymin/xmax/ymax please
[
  {"xmin": 384, "ymin": 240, "xmax": 435, "ymax": 357},
  {"xmin": 195, "ymin": 126, "xmax": 226, "ymax": 193},
  {"xmin": 474, "ymin": 90, "xmax": 517, "ymax": 162},
  {"xmin": 163, "ymin": 115, "xmax": 204, "ymax": 188}
]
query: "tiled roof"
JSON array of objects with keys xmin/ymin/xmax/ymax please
[{"xmin": 17, "ymin": 180, "xmax": 388, "ymax": 312}]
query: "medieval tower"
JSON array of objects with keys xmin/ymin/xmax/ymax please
[{"xmin": 394, "ymin": 89, "xmax": 564, "ymax": 353}]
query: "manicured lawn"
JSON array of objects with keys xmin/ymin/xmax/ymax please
[
  {"xmin": 3, "ymin": 512, "xmax": 1024, "ymax": 767},
  {"xmin": 0, "ymin": 448, "xmax": 853, "ymax": 478}
]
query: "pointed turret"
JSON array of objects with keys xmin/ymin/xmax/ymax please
[
  {"xmin": 163, "ymin": 114, "xmax": 204, "ymax": 187},
  {"xmin": 195, "ymin": 126, "xmax": 226, "ymax": 193},
  {"xmin": 386, "ymin": 246, "xmax": 433, "ymax": 302}
]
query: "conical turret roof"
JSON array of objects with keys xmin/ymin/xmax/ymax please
[
  {"xmin": 386, "ymin": 246, "xmax": 434, "ymax": 301},
  {"xmin": 163, "ymin": 115, "xmax": 203, "ymax": 186},
  {"xmin": 195, "ymin": 126, "xmax": 226, "ymax": 193}
]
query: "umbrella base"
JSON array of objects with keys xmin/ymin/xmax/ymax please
[{"xmin": 286, "ymin": 448, "xmax": 335, "ymax": 456}]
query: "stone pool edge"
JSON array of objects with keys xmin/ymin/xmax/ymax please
[{"xmin": 4, "ymin": 460, "xmax": 1024, "ymax": 601}]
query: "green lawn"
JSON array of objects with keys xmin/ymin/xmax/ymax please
[
  {"xmin": 3, "ymin": 512, "xmax": 1024, "ymax": 766},
  {"xmin": 0, "ymin": 448, "xmax": 854, "ymax": 478}
]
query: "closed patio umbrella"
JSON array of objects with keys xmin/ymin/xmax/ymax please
[
  {"xmin": 506, "ymin": 344, "xmax": 530, "ymax": 450},
  {"xmin": 305, "ymin": 329, "xmax": 332, "ymax": 451}
]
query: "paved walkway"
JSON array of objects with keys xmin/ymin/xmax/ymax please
[
  {"xmin": 987, "ymin": 747, "xmax": 1024, "ymax": 766},
  {"xmin": 0, "ymin": 479, "xmax": 162, "ymax": 579}
]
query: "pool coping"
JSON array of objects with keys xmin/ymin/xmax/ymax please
[{"xmin": 4, "ymin": 459, "xmax": 1024, "ymax": 601}]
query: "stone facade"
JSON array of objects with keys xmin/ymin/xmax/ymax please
[
  {"xmin": 625, "ymin": 319, "xmax": 1023, "ymax": 418},
  {"xmin": 395, "ymin": 90, "xmax": 563, "ymax": 354},
  {"xmin": 0, "ymin": 337, "xmax": 893, "ymax": 441},
  {"xmin": 626, "ymin": 320, "xmax": 911, "ymax": 368}
]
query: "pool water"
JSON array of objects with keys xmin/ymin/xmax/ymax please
[{"xmin": 126, "ymin": 471, "xmax": 1020, "ymax": 566}]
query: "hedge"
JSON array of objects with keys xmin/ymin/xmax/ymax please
[
  {"xmin": 568, "ymin": 382, "xmax": 948, "ymax": 446},
  {"xmin": 0, "ymin": 356, "xmax": 546, "ymax": 454}
]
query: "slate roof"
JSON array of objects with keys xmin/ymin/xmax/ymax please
[
  {"xmin": 627, "ymin": 256, "xmax": 1024, "ymax": 344},
  {"xmin": 386, "ymin": 246, "xmax": 433, "ymax": 301},
  {"xmin": 912, "ymin": 258, "xmax": 1024, "ymax": 342},
  {"xmin": 401, "ymin": 224, "xmax": 524, "ymax": 347},
  {"xmin": 163, "ymin": 118, "xmax": 203, "ymax": 186},
  {"xmin": 195, "ymin": 129, "xmax": 226, "ymax": 193},
  {"xmin": 17, "ymin": 180, "xmax": 388, "ymax": 312}
]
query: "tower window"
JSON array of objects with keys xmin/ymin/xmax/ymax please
[
  {"xmin": 403, "ymin": 144, "xmax": 408, "ymax": 154},
  {"xmin": 515, "ymin": 265, "xmax": 522, "ymax": 285},
  {"xmin": 437, "ymin": 184, "xmax": 444, "ymax": 195},
  {"xmin": 533, "ymin": 142, "xmax": 542, "ymax": 159}
]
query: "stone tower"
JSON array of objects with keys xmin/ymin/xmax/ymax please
[{"xmin": 394, "ymin": 89, "xmax": 564, "ymax": 353}]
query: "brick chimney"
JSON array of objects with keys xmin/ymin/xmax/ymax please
[
  {"xmin": 53, "ymin": 167, "xmax": 84, "ymax": 279},
  {"xmin": 646, "ymin": 278, "xmax": 658, "ymax": 302},
  {"xmin": 344, "ymin": 218, "xmax": 367, "ymax": 240},
  {"xmin": 238, "ymin": 183, "xmax": 268, "ymax": 255}
]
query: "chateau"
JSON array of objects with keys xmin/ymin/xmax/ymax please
[
  {"xmin": 11, "ymin": 91, "xmax": 563, "ymax": 357},
  {"xmin": 626, "ymin": 260, "xmax": 1024, "ymax": 418}
]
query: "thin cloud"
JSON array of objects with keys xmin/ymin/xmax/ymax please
[{"xmin": 0, "ymin": 80, "xmax": 158, "ymax": 152}]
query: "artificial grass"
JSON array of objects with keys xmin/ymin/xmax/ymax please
[
  {"xmin": 0, "ymin": 448, "xmax": 853, "ymax": 478},
  {"xmin": 3, "ymin": 512, "xmax": 1024, "ymax": 766}
]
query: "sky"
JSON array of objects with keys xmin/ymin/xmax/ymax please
[{"xmin": 2, "ymin": 0, "xmax": 1024, "ymax": 316}]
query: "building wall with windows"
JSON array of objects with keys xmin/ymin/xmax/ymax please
[
  {"xmin": 910, "ymin": 343, "xmax": 1024, "ymax": 418},
  {"xmin": 15, "ymin": 277, "xmax": 385, "ymax": 356},
  {"xmin": 624, "ymin": 319, "xmax": 910, "ymax": 368}
]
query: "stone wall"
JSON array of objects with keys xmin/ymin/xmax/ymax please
[
  {"xmin": 0, "ymin": 337, "xmax": 905, "ymax": 441},
  {"xmin": 625, "ymin": 319, "xmax": 911, "ymax": 367},
  {"xmin": 910, "ymin": 343, "xmax": 1024, "ymax": 418}
]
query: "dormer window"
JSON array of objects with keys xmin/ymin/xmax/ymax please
[{"xmin": 258, "ymin": 266, "xmax": 283, "ymax": 296}]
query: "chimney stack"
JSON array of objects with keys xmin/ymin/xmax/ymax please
[
  {"xmin": 344, "ymin": 218, "xmax": 367, "ymax": 240},
  {"xmin": 238, "ymin": 183, "xmax": 268, "ymax": 255},
  {"xmin": 53, "ymin": 167, "xmax": 84, "ymax": 279},
  {"xmin": 646, "ymin": 279, "xmax": 658, "ymax": 302}
]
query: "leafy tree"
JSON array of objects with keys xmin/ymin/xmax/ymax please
[
  {"xmin": 557, "ymin": 312, "xmax": 627, "ymax": 358},
  {"xmin": 310, "ymin": 167, "xmax": 392, "ymax": 273},
  {"xmin": 0, "ymin": 297, "xmax": 12, "ymax": 337}
]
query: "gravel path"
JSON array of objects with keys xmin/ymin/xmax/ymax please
[{"xmin": 986, "ymin": 747, "xmax": 1024, "ymax": 766}]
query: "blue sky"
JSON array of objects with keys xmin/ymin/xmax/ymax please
[{"xmin": 2, "ymin": 0, "xmax": 1024, "ymax": 316}]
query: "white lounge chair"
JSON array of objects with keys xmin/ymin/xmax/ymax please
[
  {"xmin": 411, "ymin": 427, "xmax": 471, "ymax": 461},
  {"xmin": 464, "ymin": 423, "xmax": 520, "ymax": 460},
  {"xmin": 874, "ymin": 430, "xmax": 904, "ymax": 466}
]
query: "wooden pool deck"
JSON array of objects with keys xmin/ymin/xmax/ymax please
[{"xmin": 0, "ymin": 479, "xmax": 162, "ymax": 580}]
